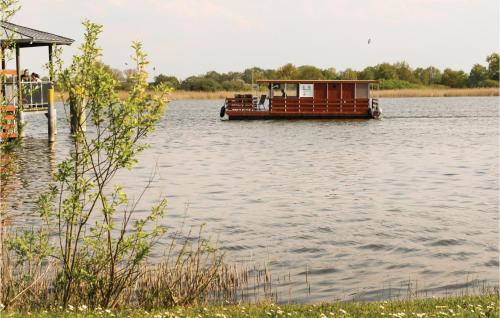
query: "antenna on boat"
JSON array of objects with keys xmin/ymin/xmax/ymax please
[{"xmin": 251, "ymin": 68, "xmax": 257, "ymax": 101}]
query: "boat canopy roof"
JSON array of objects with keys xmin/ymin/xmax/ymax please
[{"xmin": 256, "ymin": 79, "xmax": 379, "ymax": 84}]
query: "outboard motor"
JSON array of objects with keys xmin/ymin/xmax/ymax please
[
  {"xmin": 219, "ymin": 105, "xmax": 226, "ymax": 118},
  {"xmin": 370, "ymin": 104, "xmax": 382, "ymax": 119}
]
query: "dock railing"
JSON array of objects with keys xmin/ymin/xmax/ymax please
[
  {"xmin": 1, "ymin": 80, "xmax": 52, "ymax": 111},
  {"xmin": 21, "ymin": 81, "xmax": 52, "ymax": 111}
]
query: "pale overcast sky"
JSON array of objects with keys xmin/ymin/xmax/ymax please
[{"xmin": 7, "ymin": 0, "xmax": 500, "ymax": 79}]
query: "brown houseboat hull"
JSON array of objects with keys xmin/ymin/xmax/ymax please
[{"xmin": 225, "ymin": 110, "xmax": 372, "ymax": 120}]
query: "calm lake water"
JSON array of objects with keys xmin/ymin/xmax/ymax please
[{"xmin": 2, "ymin": 96, "xmax": 499, "ymax": 302}]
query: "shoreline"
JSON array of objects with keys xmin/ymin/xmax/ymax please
[
  {"xmin": 56, "ymin": 87, "xmax": 498, "ymax": 103},
  {"xmin": 166, "ymin": 87, "xmax": 498, "ymax": 100}
]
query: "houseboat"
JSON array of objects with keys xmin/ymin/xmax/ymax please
[{"xmin": 220, "ymin": 80, "xmax": 381, "ymax": 120}]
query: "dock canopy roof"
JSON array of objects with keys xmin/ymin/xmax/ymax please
[
  {"xmin": 256, "ymin": 79, "xmax": 379, "ymax": 84},
  {"xmin": 0, "ymin": 21, "xmax": 74, "ymax": 48}
]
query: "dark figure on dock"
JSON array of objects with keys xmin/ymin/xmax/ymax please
[
  {"xmin": 21, "ymin": 69, "xmax": 30, "ymax": 82},
  {"xmin": 31, "ymin": 72, "xmax": 41, "ymax": 82}
]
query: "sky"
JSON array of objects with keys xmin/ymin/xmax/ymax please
[{"xmin": 5, "ymin": 0, "xmax": 500, "ymax": 79}]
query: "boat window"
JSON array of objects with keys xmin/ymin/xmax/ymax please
[
  {"xmin": 355, "ymin": 83, "xmax": 369, "ymax": 99},
  {"xmin": 286, "ymin": 83, "xmax": 298, "ymax": 97},
  {"xmin": 299, "ymin": 83, "xmax": 314, "ymax": 98}
]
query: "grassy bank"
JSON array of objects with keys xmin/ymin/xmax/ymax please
[
  {"xmin": 167, "ymin": 87, "xmax": 498, "ymax": 100},
  {"xmin": 4, "ymin": 294, "xmax": 499, "ymax": 317},
  {"xmin": 55, "ymin": 87, "xmax": 498, "ymax": 103},
  {"xmin": 372, "ymin": 87, "xmax": 499, "ymax": 98}
]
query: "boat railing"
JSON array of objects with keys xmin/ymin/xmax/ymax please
[
  {"xmin": 224, "ymin": 95, "xmax": 379, "ymax": 113},
  {"xmin": 225, "ymin": 95, "xmax": 256, "ymax": 111},
  {"xmin": 271, "ymin": 98, "xmax": 372, "ymax": 113}
]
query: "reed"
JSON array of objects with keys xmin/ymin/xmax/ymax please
[
  {"xmin": 372, "ymin": 87, "xmax": 499, "ymax": 98},
  {"xmin": 0, "ymin": 222, "xmax": 278, "ymax": 311},
  {"xmin": 57, "ymin": 87, "xmax": 499, "ymax": 103}
]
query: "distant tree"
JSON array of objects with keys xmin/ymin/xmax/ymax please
[
  {"xmin": 374, "ymin": 63, "xmax": 397, "ymax": 80},
  {"xmin": 121, "ymin": 68, "xmax": 137, "ymax": 90},
  {"xmin": 263, "ymin": 69, "xmax": 277, "ymax": 80},
  {"xmin": 441, "ymin": 68, "xmax": 468, "ymax": 88},
  {"xmin": 468, "ymin": 64, "xmax": 489, "ymax": 87},
  {"xmin": 322, "ymin": 67, "xmax": 338, "ymax": 80},
  {"xmin": 413, "ymin": 67, "xmax": 427, "ymax": 85},
  {"xmin": 413, "ymin": 66, "xmax": 441, "ymax": 86},
  {"xmin": 276, "ymin": 63, "xmax": 298, "ymax": 79},
  {"xmin": 151, "ymin": 74, "xmax": 180, "ymax": 89},
  {"xmin": 242, "ymin": 67, "xmax": 265, "ymax": 83},
  {"xmin": 297, "ymin": 65, "xmax": 324, "ymax": 80},
  {"xmin": 426, "ymin": 66, "xmax": 442, "ymax": 85},
  {"xmin": 358, "ymin": 66, "xmax": 376, "ymax": 80},
  {"xmin": 393, "ymin": 61, "xmax": 416, "ymax": 83},
  {"xmin": 221, "ymin": 79, "xmax": 248, "ymax": 91},
  {"xmin": 96, "ymin": 62, "xmax": 125, "ymax": 84},
  {"xmin": 180, "ymin": 76, "xmax": 222, "ymax": 91},
  {"xmin": 339, "ymin": 68, "xmax": 358, "ymax": 80},
  {"xmin": 486, "ymin": 53, "xmax": 499, "ymax": 80},
  {"xmin": 204, "ymin": 71, "xmax": 223, "ymax": 83}
]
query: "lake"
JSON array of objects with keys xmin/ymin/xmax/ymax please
[{"xmin": 2, "ymin": 96, "xmax": 499, "ymax": 302}]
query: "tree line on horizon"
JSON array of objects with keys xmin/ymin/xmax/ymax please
[{"xmin": 105, "ymin": 53, "xmax": 499, "ymax": 91}]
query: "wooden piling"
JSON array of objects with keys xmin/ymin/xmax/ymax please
[
  {"xmin": 69, "ymin": 94, "xmax": 86, "ymax": 134},
  {"xmin": 48, "ymin": 86, "xmax": 56, "ymax": 142},
  {"xmin": 15, "ymin": 46, "xmax": 24, "ymax": 138}
]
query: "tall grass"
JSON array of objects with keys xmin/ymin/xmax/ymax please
[
  {"xmin": 0, "ymin": 222, "xmax": 279, "ymax": 311},
  {"xmin": 60, "ymin": 87, "xmax": 499, "ymax": 103},
  {"xmin": 373, "ymin": 87, "xmax": 499, "ymax": 98}
]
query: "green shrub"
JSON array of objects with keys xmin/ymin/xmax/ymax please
[
  {"xmin": 379, "ymin": 79, "xmax": 418, "ymax": 89},
  {"xmin": 478, "ymin": 79, "xmax": 500, "ymax": 87},
  {"xmin": 180, "ymin": 77, "xmax": 222, "ymax": 91}
]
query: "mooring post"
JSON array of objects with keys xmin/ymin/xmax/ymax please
[
  {"xmin": 69, "ymin": 94, "xmax": 77, "ymax": 134},
  {"xmin": 48, "ymin": 85, "xmax": 56, "ymax": 142},
  {"xmin": 15, "ymin": 46, "xmax": 25, "ymax": 138},
  {"xmin": 47, "ymin": 44, "xmax": 57, "ymax": 141},
  {"xmin": 1, "ymin": 47, "xmax": 5, "ymax": 97},
  {"xmin": 69, "ymin": 94, "xmax": 86, "ymax": 134}
]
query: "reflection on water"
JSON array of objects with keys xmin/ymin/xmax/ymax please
[
  {"xmin": 1, "ymin": 139, "xmax": 57, "ymax": 225},
  {"xmin": 1, "ymin": 97, "xmax": 499, "ymax": 302}
]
